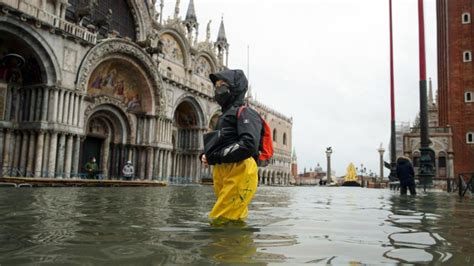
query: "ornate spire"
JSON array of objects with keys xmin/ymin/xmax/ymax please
[
  {"xmin": 216, "ymin": 16, "xmax": 227, "ymax": 43},
  {"xmin": 185, "ymin": 0, "xmax": 196, "ymax": 22},
  {"xmin": 215, "ymin": 16, "xmax": 229, "ymax": 67}
]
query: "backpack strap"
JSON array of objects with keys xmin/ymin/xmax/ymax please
[{"xmin": 237, "ymin": 105, "xmax": 247, "ymax": 118}]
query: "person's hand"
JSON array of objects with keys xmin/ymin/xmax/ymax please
[{"xmin": 201, "ymin": 154, "xmax": 208, "ymax": 167}]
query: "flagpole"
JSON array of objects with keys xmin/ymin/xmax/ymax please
[{"xmin": 389, "ymin": 0, "xmax": 397, "ymax": 181}]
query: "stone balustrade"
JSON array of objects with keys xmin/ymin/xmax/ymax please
[{"xmin": 0, "ymin": 0, "xmax": 97, "ymax": 44}]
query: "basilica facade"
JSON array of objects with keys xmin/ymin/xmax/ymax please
[{"xmin": 0, "ymin": 0, "xmax": 292, "ymax": 185}]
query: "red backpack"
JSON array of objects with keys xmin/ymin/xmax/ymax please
[{"xmin": 237, "ymin": 106, "xmax": 274, "ymax": 167}]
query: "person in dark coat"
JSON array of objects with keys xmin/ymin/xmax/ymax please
[
  {"xmin": 396, "ymin": 156, "xmax": 417, "ymax": 195},
  {"xmin": 200, "ymin": 69, "xmax": 262, "ymax": 226}
]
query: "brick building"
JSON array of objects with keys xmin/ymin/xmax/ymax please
[{"xmin": 437, "ymin": 0, "xmax": 474, "ymax": 176}]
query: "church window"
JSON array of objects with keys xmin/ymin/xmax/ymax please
[
  {"xmin": 462, "ymin": 12, "xmax": 471, "ymax": 24},
  {"xmin": 283, "ymin": 133, "xmax": 287, "ymax": 145},
  {"xmin": 467, "ymin": 132, "xmax": 474, "ymax": 144},
  {"xmin": 273, "ymin": 129, "xmax": 277, "ymax": 142},
  {"xmin": 463, "ymin": 51, "xmax": 472, "ymax": 62},
  {"xmin": 465, "ymin": 92, "xmax": 473, "ymax": 102}
]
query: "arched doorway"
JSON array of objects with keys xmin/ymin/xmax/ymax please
[
  {"xmin": 81, "ymin": 105, "xmax": 130, "ymax": 179},
  {"xmin": 171, "ymin": 98, "xmax": 205, "ymax": 182}
]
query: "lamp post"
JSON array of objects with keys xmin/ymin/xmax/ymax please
[
  {"xmin": 417, "ymin": 0, "xmax": 435, "ymax": 188},
  {"xmin": 378, "ymin": 144, "xmax": 385, "ymax": 182},
  {"xmin": 326, "ymin": 147, "xmax": 333, "ymax": 185},
  {"xmin": 388, "ymin": 0, "xmax": 397, "ymax": 182}
]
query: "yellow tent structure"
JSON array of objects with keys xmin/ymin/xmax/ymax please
[{"xmin": 344, "ymin": 163, "xmax": 358, "ymax": 182}]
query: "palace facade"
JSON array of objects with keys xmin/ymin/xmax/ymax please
[{"xmin": 0, "ymin": 0, "xmax": 292, "ymax": 184}]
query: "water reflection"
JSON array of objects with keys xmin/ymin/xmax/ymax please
[{"xmin": 0, "ymin": 186, "xmax": 472, "ymax": 264}]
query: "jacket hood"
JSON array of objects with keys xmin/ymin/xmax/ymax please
[
  {"xmin": 397, "ymin": 156, "xmax": 411, "ymax": 165},
  {"xmin": 210, "ymin": 69, "xmax": 248, "ymax": 106}
]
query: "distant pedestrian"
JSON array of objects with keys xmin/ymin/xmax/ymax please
[
  {"xmin": 396, "ymin": 156, "xmax": 417, "ymax": 195},
  {"xmin": 122, "ymin": 160, "xmax": 134, "ymax": 181},
  {"xmin": 85, "ymin": 157, "xmax": 98, "ymax": 179}
]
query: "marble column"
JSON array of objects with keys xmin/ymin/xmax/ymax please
[
  {"xmin": 2, "ymin": 130, "xmax": 12, "ymax": 171},
  {"xmin": 42, "ymin": 133, "xmax": 50, "ymax": 176},
  {"xmin": 72, "ymin": 95, "xmax": 79, "ymax": 126},
  {"xmin": 57, "ymin": 90, "xmax": 64, "ymax": 123},
  {"xmin": 29, "ymin": 88, "xmax": 36, "ymax": 121},
  {"xmin": 48, "ymin": 132, "xmax": 58, "ymax": 178},
  {"xmin": 154, "ymin": 148, "xmax": 160, "ymax": 179},
  {"xmin": 35, "ymin": 88, "xmax": 42, "ymax": 121},
  {"xmin": 0, "ymin": 130, "xmax": 4, "ymax": 170},
  {"xmin": 41, "ymin": 87, "xmax": 49, "ymax": 121},
  {"xmin": 67, "ymin": 93, "xmax": 74, "ymax": 125},
  {"xmin": 34, "ymin": 131, "xmax": 45, "ymax": 177},
  {"xmin": 139, "ymin": 149, "xmax": 146, "ymax": 179},
  {"xmin": 64, "ymin": 134, "xmax": 73, "ymax": 178},
  {"xmin": 62, "ymin": 91, "xmax": 70, "ymax": 124},
  {"xmin": 102, "ymin": 138, "xmax": 110, "ymax": 178},
  {"xmin": 12, "ymin": 132, "xmax": 21, "ymax": 171},
  {"xmin": 56, "ymin": 134, "xmax": 66, "ymax": 178},
  {"xmin": 71, "ymin": 136, "xmax": 81, "ymax": 177},
  {"xmin": 78, "ymin": 96, "xmax": 84, "ymax": 127},
  {"xmin": 26, "ymin": 131, "xmax": 35, "ymax": 176},
  {"xmin": 146, "ymin": 148, "xmax": 154, "ymax": 180},
  {"xmin": 51, "ymin": 88, "xmax": 59, "ymax": 122},
  {"xmin": 19, "ymin": 132, "xmax": 28, "ymax": 173}
]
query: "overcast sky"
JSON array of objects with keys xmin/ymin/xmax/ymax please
[{"xmin": 160, "ymin": 0, "xmax": 438, "ymax": 177}]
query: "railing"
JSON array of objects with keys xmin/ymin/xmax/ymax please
[
  {"xmin": 0, "ymin": 0, "xmax": 97, "ymax": 44},
  {"xmin": 458, "ymin": 173, "xmax": 474, "ymax": 197},
  {"xmin": 158, "ymin": 67, "xmax": 213, "ymax": 97},
  {"xmin": 409, "ymin": 127, "xmax": 452, "ymax": 134}
]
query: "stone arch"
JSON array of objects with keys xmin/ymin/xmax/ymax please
[
  {"xmin": 82, "ymin": 103, "xmax": 133, "ymax": 178},
  {"xmin": 194, "ymin": 52, "xmax": 217, "ymax": 78},
  {"xmin": 76, "ymin": 38, "xmax": 165, "ymax": 115},
  {"xmin": 85, "ymin": 104, "xmax": 132, "ymax": 143},
  {"xmin": 0, "ymin": 18, "xmax": 61, "ymax": 85},
  {"xmin": 126, "ymin": 0, "xmax": 148, "ymax": 41},
  {"xmin": 208, "ymin": 111, "xmax": 221, "ymax": 131},
  {"xmin": 173, "ymin": 95, "xmax": 206, "ymax": 129},
  {"xmin": 159, "ymin": 29, "xmax": 191, "ymax": 67}
]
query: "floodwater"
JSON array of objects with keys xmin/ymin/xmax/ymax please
[{"xmin": 0, "ymin": 186, "xmax": 473, "ymax": 265}]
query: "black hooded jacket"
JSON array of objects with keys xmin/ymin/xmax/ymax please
[
  {"xmin": 204, "ymin": 70, "xmax": 262, "ymax": 165},
  {"xmin": 396, "ymin": 157, "xmax": 415, "ymax": 186}
]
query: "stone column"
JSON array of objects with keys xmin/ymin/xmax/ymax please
[
  {"xmin": 26, "ymin": 131, "xmax": 36, "ymax": 176},
  {"xmin": 62, "ymin": 91, "xmax": 70, "ymax": 124},
  {"xmin": 56, "ymin": 133, "xmax": 66, "ymax": 178},
  {"xmin": 35, "ymin": 88, "xmax": 42, "ymax": 121},
  {"xmin": 19, "ymin": 132, "xmax": 28, "ymax": 173},
  {"xmin": 102, "ymin": 138, "xmax": 110, "ymax": 179},
  {"xmin": 12, "ymin": 132, "xmax": 21, "ymax": 171},
  {"xmin": 41, "ymin": 87, "xmax": 49, "ymax": 121},
  {"xmin": 72, "ymin": 95, "xmax": 78, "ymax": 126},
  {"xmin": 2, "ymin": 130, "xmax": 12, "ymax": 171},
  {"xmin": 0, "ymin": 130, "xmax": 4, "ymax": 170},
  {"xmin": 51, "ymin": 88, "xmax": 59, "ymax": 122},
  {"xmin": 71, "ymin": 136, "xmax": 81, "ymax": 178},
  {"xmin": 139, "ymin": 149, "xmax": 146, "ymax": 179},
  {"xmin": 57, "ymin": 90, "xmax": 64, "ymax": 123},
  {"xmin": 146, "ymin": 148, "xmax": 154, "ymax": 180},
  {"xmin": 67, "ymin": 93, "xmax": 74, "ymax": 125},
  {"xmin": 34, "ymin": 131, "xmax": 45, "ymax": 177},
  {"xmin": 42, "ymin": 133, "xmax": 50, "ymax": 176},
  {"xmin": 29, "ymin": 88, "xmax": 36, "ymax": 121},
  {"xmin": 48, "ymin": 132, "xmax": 58, "ymax": 178},
  {"xmin": 78, "ymin": 96, "xmax": 84, "ymax": 127},
  {"xmin": 64, "ymin": 134, "xmax": 73, "ymax": 178},
  {"xmin": 154, "ymin": 148, "xmax": 160, "ymax": 179}
]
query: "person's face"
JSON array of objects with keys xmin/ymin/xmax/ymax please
[{"xmin": 215, "ymin": 80, "xmax": 228, "ymax": 88}]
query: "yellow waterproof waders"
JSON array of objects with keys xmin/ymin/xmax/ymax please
[{"xmin": 209, "ymin": 157, "xmax": 258, "ymax": 223}]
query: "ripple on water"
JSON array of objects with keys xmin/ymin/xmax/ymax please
[{"xmin": 0, "ymin": 186, "xmax": 473, "ymax": 264}]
